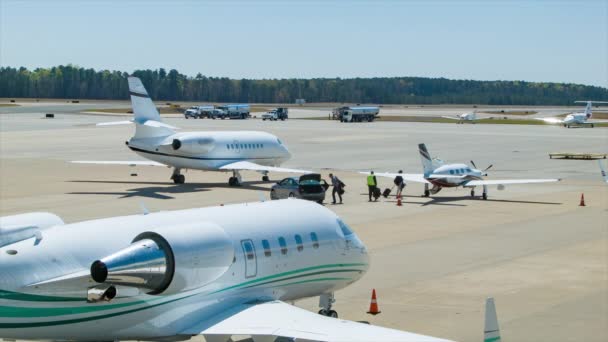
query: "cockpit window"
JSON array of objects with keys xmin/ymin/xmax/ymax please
[
  {"xmin": 337, "ymin": 219, "xmax": 354, "ymax": 236},
  {"xmin": 277, "ymin": 138, "xmax": 283, "ymax": 145}
]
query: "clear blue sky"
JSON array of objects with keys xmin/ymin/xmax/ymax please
[{"xmin": 1, "ymin": 0, "xmax": 606, "ymax": 87}]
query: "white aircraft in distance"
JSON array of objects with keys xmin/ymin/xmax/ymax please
[
  {"xmin": 364, "ymin": 143, "xmax": 560, "ymax": 200},
  {"xmin": 538, "ymin": 100, "xmax": 608, "ymax": 128},
  {"xmin": 442, "ymin": 110, "xmax": 477, "ymax": 123},
  {"xmin": 73, "ymin": 77, "xmax": 310, "ymax": 186},
  {"xmin": 0, "ymin": 199, "xmax": 488, "ymax": 342},
  {"xmin": 599, "ymin": 160, "xmax": 608, "ymax": 183}
]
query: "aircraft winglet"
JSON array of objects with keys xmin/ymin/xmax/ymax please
[{"xmin": 484, "ymin": 297, "xmax": 501, "ymax": 342}]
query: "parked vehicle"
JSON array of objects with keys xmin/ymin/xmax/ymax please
[
  {"xmin": 262, "ymin": 107, "xmax": 289, "ymax": 121},
  {"xmin": 270, "ymin": 174, "xmax": 327, "ymax": 203},
  {"xmin": 333, "ymin": 106, "xmax": 380, "ymax": 122},
  {"xmin": 208, "ymin": 108, "xmax": 227, "ymax": 119},
  {"xmin": 216, "ymin": 104, "xmax": 250, "ymax": 119},
  {"xmin": 184, "ymin": 105, "xmax": 215, "ymax": 119}
]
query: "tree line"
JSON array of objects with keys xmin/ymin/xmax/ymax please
[{"xmin": 1, "ymin": 65, "xmax": 606, "ymax": 105}]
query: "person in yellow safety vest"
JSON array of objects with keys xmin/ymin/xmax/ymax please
[{"xmin": 367, "ymin": 171, "xmax": 378, "ymax": 202}]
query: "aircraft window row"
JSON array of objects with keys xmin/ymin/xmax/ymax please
[
  {"xmin": 260, "ymin": 232, "xmax": 319, "ymax": 257},
  {"xmin": 243, "ymin": 241, "xmax": 255, "ymax": 260},
  {"xmin": 226, "ymin": 143, "xmax": 264, "ymax": 150},
  {"xmin": 449, "ymin": 168, "xmax": 471, "ymax": 175}
]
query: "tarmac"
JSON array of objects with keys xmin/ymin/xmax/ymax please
[{"xmin": 0, "ymin": 103, "xmax": 607, "ymax": 342}]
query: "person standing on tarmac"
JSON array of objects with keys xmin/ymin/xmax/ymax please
[
  {"xmin": 329, "ymin": 173, "xmax": 344, "ymax": 204},
  {"xmin": 367, "ymin": 171, "xmax": 378, "ymax": 202},
  {"xmin": 394, "ymin": 170, "xmax": 405, "ymax": 198}
]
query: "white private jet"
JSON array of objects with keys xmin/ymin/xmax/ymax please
[
  {"xmin": 538, "ymin": 101, "xmax": 608, "ymax": 128},
  {"xmin": 73, "ymin": 77, "xmax": 310, "ymax": 186},
  {"xmin": 0, "ymin": 199, "xmax": 503, "ymax": 342},
  {"xmin": 364, "ymin": 143, "xmax": 560, "ymax": 200},
  {"xmin": 442, "ymin": 110, "xmax": 477, "ymax": 123}
]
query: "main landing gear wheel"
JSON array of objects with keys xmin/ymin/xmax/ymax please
[
  {"xmin": 470, "ymin": 190, "xmax": 475, "ymax": 198},
  {"xmin": 482, "ymin": 193, "xmax": 488, "ymax": 200},
  {"xmin": 318, "ymin": 309, "xmax": 338, "ymax": 318},
  {"xmin": 228, "ymin": 176, "xmax": 240, "ymax": 186},
  {"xmin": 262, "ymin": 175, "xmax": 269, "ymax": 182},
  {"xmin": 172, "ymin": 174, "xmax": 185, "ymax": 184},
  {"xmin": 424, "ymin": 190, "xmax": 430, "ymax": 197}
]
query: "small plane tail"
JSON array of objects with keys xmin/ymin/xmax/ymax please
[
  {"xmin": 418, "ymin": 143, "xmax": 441, "ymax": 174},
  {"xmin": 484, "ymin": 297, "xmax": 501, "ymax": 342},
  {"xmin": 599, "ymin": 160, "xmax": 608, "ymax": 183},
  {"xmin": 128, "ymin": 76, "xmax": 174, "ymax": 139},
  {"xmin": 575, "ymin": 100, "xmax": 608, "ymax": 119}
]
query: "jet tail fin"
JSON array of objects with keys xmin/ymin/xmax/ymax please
[
  {"xmin": 484, "ymin": 297, "xmax": 501, "ymax": 342},
  {"xmin": 418, "ymin": 143, "xmax": 441, "ymax": 174},
  {"xmin": 575, "ymin": 101, "xmax": 608, "ymax": 119},
  {"xmin": 128, "ymin": 77, "xmax": 174, "ymax": 138}
]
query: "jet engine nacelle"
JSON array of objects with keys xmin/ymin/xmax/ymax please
[
  {"xmin": 0, "ymin": 212, "xmax": 64, "ymax": 248},
  {"xmin": 168, "ymin": 136, "xmax": 214, "ymax": 154},
  {"xmin": 90, "ymin": 222, "xmax": 234, "ymax": 295}
]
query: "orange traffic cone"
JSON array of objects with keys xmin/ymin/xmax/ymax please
[
  {"xmin": 397, "ymin": 195, "xmax": 402, "ymax": 206},
  {"xmin": 579, "ymin": 193, "xmax": 586, "ymax": 207},
  {"xmin": 367, "ymin": 289, "xmax": 381, "ymax": 315}
]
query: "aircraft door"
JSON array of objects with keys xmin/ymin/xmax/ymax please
[{"xmin": 241, "ymin": 239, "xmax": 257, "ymax": 278}]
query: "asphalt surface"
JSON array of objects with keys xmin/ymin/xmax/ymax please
[{"xmin": 0, "ymin": 103, "xmax": 607, "ymax": 342}]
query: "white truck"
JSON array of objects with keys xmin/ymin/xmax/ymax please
[
  {"xmin": 333, "ymin": 106, "xmax": 380, "ymax": 122},
  {"xmin": 183, "ymin": 105, "xmax": 215, "ymax": 119},
  {"xmin": 262, "ymin": 108, "xmax": 289, "ymax": 121},
  {"xmin": 216, "ymin": 104, "xmax": 250, "ymax": 119}
]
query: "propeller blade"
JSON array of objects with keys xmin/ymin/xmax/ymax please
[
  {"xmin": 484, "ymin": 164, "xmax": 494, "ymax": 172},
  {"xmin": 470, "ymin": 160, "xmax": 477, "ymax": 168}
]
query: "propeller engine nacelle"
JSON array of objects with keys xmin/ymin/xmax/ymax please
[{"xmin": 90, "ymin": 222, "xmax": 234, "ymax": 295}]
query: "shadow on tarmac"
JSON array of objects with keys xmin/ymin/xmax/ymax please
[
  {"xmin": 369, "ymin": 194, "xmax": 562, "ymax": 206},
  {"xmin": 66, "ymin": 179, "xmax": 272, "ymax": 199}
]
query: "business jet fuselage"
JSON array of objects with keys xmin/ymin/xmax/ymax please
[
  {"xmin": 73, "ymin": 77, "xmax": 309, "ymax": 186},
  {"xmin": 0, "ymin": 200, "xmax": 387, "ymax": 341}
]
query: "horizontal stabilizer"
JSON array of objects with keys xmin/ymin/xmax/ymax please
[
  {"xmin": 96, "ymin": 120, "xmax": 133, "ymax": 126},
  {"xmin": 142, "ymin": 120, "xmax": 179, "ymax": 130}
]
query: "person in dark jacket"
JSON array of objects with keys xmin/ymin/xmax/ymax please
[
  {"xmin": 367, "ymin": 171, "xmax": 378, "ymax": 202},
  {"xmin": 394, "ymin": 170, "xmax": 405, "ymax": 198},
  {"xmin": 329, "ymin": 173, "xmax": 344, "ymax": 204}
]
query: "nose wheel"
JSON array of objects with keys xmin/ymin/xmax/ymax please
[
  {"xmin": 171, "ymin": 168, "xmax": 185, "ymax": 184},
  {"xmin": 262, "ymin": 175, "xmax": 269, "ymax": 182},
  {"xmin": 318, "ymin": 309, "xmax": 338, "ymax": 318}
]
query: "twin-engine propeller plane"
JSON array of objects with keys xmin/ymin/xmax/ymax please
[
  {"xmin": 364, "ymin": 143, "xmax": 560, "ymax": 200},
  {"xmin": 0, "ymin": 199, "xmax": 490, "ymax": 342},
  {"xmin": 73, "ymin": 77, "xmax": 310, "ymax": 186},
  {"xmin": 538, "ymin": 100, "xmax": 608, "ymax": 128}
]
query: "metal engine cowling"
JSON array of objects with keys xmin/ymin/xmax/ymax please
[{"xmin": 90, "ymin": 222, "xmax": 234, "ymax": 295}]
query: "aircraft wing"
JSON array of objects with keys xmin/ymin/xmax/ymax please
[
  {"xmin": 466, "ymin": 178, "xmax": 560, "ymax": 186},
  {"xmin": 441, "ymin": 116, "xmax": 461, "ymax": 120},
  {"xmin": 184, "ymin": 300, "xmax": 452, "ymax": 342},
  {"xmin": 96, "ymin": 120, "xmax": 133, "ymax": 126},
  {"xmin": 71, "ymin": 160, "xmax": 166, "ymax": 166},
  {"xmin": 360, "ymin": 171, "xmax": 429, "ymax": 183},
  {"xmin": 219, "ymin": 161, "xmax": 312, "ymax": 174}
]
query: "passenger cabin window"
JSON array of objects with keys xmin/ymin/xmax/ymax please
[
  {"xmin": 449, "ymin": 170, "xmax": 454, "ymax": 175},
  {"xmin": 310, "ymin": 232, "xmax": 320, "ymax": 249},
  {"xmin": 262, "ymin": 239, "xmax": 271, "ymax": 257},
  {"xmin": 278, "ymin": 237, "xmax": 288, "ymax": 255},
  {"xmin": 295, "ymin": 234, "xmax": 303, "ymax": 252},
  {"xmin": 243, "ymin": 241, "xmax": 255, "ymax": 260}
]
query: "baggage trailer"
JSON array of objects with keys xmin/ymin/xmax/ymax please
[{"xmin": 333, "ymin": 106, "xmax": 380, "ymax": 122}]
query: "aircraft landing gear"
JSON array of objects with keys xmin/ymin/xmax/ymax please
[
  {"xmin": 228, "ymin": 170, "xmax": 242, "ymax": 186},
  {"xmin": 318, "ymin": 293, "xmax": 338, "ymax": 318},
  {"xmin": 261, "ymin": 171, "xmax": 269, "ymax": 182},
  {"xmin": 171, "ymin": 168, "xmax": 185, "ymax": 184},
  {"xmin": 423, "ymin": 183, "xmax": 430, "ymax": 197},
  {"xmin": 482, "ymin": 185, "xmax": 488, "ymax": 200},
  {"xmin": 470, "ymin": 189, "xmax": 475, "ymax": 198}
]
